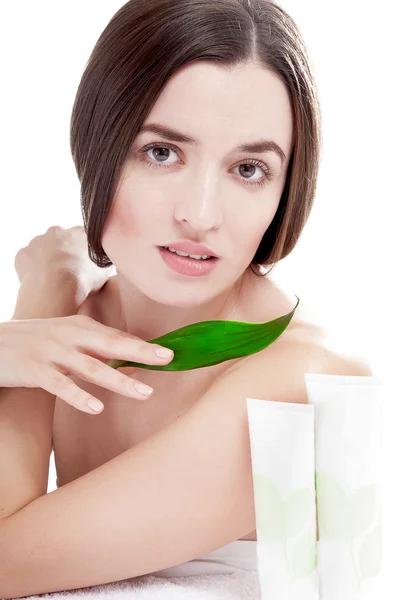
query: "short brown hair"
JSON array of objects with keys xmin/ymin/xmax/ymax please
[{"xmin": 70, "ymin": 0, "xmax": 322, "ymax": 277}]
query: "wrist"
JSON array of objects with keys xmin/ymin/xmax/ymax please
[{"xmin": 12, "ymin": 272, "xmax": 88, "ymax": 320}]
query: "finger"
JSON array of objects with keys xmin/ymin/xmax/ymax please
[
  {"xmin": 65, "ymin": 352, "xmax": 154, "ymax": 400},
  {"xmin": 72, "ymin": 315, "xmax": 174, "ymax": 365},
  {"xmin": 35, "ymin": 365, "xmax": 104, "ymax": 414}
]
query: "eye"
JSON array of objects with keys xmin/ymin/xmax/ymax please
[
  {"xmin": 233, "ymin": 160, "xmax": 274, "ymax": 188},
  {"xmin": 145, "ymin": 145, "xmax": 177, "ymax": 167},
  {"xmin": 138, "ymin": 142, "xmax": 275, "ymax": 187}
]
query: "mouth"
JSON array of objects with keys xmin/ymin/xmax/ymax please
[
  {"xmin": 160, "ymin": 246, "xmax": 217, "ymax": 261},
  {"xmin": 157, "ymin": 246, "xmax": 219, "ymax": 277}
]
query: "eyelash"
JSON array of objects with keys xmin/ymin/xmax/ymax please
[{"xmin": 137, "ymin": 142, "xmax": 274, "ymax": 188}]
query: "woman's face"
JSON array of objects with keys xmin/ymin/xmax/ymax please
[{"xmin": 102, "ymin": 60, "xmax": 294, "ymax": 307}]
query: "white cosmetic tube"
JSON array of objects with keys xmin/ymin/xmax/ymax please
[
  {"xmin": 246, "ymin": 398, "xmax": 319, "ymax": 600},
  {"xmin": 304, "ymin": 373, "xmax": 383, "ymax": 600}
]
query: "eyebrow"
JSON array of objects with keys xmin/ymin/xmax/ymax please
[{"xmin": 137, "ymin": 123, "xmax": 287, "ymax": 169}]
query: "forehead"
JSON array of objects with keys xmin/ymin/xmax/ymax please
[{"xmin": 143, "ymin": 61, "xmax": 294, "ymax": 157}]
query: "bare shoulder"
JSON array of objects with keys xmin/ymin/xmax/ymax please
[
  {"xmin": 219, "ymin": 335, "xmax": 374, "ymax": 408},
  {"xmin": 75, "ymin": 276, "xmax": 123, "ymax": 333},
  {"xmin": 75, "ymin": 278, "xmax": 113, "ymax": 322},
  {"xmin": 222, "ymin": 274, "xmax": 375, "ymax": 403}
]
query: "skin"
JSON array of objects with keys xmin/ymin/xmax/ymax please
[{"xmin": 101, "ymin": 60, "xmax": 294, "ymax": 341}]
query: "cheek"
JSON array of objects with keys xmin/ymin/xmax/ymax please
[
  {"xmin": 235, "ymin": 217, "xmax": 271, "ymax": 254},
  {"xmin": 101, "ymin": 187, "xmax": 166, "ymax": 252},
  {"xmin": 103, "ymin": 194, "xmax": 143, "ymax": 240},
  {"xmin": 100, "ymin": 212, "xmax": 123, "ymax": 250},
  {"xmin": 112, "ymin": 203, "xmax": 135, "ymax": 238},
  {"xmin": 248, "ymin": 201, "xmax": 281, "ymax": 247}
]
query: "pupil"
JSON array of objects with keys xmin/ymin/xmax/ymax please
[
  {"xmin": 240, "ymin": 164, "xmax": 255, "ymax": 178},
  {"xmin": 154, "ymin": 147, "xmax": 169, "ymax": 161}
]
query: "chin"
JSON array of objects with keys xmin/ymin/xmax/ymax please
[{"xmin": 142, "ymin": 282, "xmax": 214, "ymax": 307}]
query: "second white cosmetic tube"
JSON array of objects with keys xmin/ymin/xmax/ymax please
[{"xmin": 305, "ymin": 373, "xmax": 383, "ymax": 600}]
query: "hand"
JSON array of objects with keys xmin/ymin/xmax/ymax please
[
  {"xmin": 14, "ymin": 225, "xmax": 113, "ymax": 298},
  {"xmin": 0, "ymin": 315, "xmax": 174, "ymax": 413}
]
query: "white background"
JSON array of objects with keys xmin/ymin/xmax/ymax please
[{"xmin": 1, "ymin": 0, "xmax": 393, "ymax": 593}]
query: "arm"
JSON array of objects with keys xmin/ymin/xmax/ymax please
[
  {"xmin": 0, "ymin": 340, "xmax": 374, "ymax": 598},
  {"xmin": 0, "ymin": 273, "xmax": 85, "ymax": 519}
]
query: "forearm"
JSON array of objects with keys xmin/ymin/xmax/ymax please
[{"xmin": 0, "ymin": 273, "xmax": 84, "ymax": 519}]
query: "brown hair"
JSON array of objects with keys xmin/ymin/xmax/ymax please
[{"xmin": 70, "ymin": 0, "xmax": 322, "ymax": 277}]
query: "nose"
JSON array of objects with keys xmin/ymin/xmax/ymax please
[{"xmin": 173, "ymin": 164, "xmax": 223, "ymax": 233}]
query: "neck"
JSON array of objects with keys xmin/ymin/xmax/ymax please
[{"xmin": 109, "ymin": 271, "xmax": 250, "ymax": 342}]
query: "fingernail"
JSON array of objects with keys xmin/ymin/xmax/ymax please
[
  {"xmin": 155, "ymin": 347, "xmax": 173, "ymax": 358},
  {"xmin": 135, "ymin": 383, "xmax": 154, "ymax": 396},
  {"xmin": 88, "ymin": 398, "xmax": 104, "ymax": 412}
]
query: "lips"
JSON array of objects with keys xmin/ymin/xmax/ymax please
[{"xmin": 158, "ymin": 246, "xmax": 219, "ymax": 276}]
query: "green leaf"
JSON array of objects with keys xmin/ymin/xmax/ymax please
[
  {"xmin": 253, "ymin": 476, "xmax": 315, "ymax": 545},
  {"xmin": 315, "ymin": 471, "xmax": 353, "ymax": 541},
  {"xmin": 291, "ymin": 526, "xmax": 317, "ymax": 579},
  {"xmin": 253, "ymin": 475, "xmax": 286, "ymax": 542},
  {"xmin": 284, "ymin": 487, "xmax": 312, "ymax": 538},
  {"xmin": 105, "ymin": 295, "xmax": 300, "ymax": 372}
]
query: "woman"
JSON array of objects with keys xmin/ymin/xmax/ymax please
[{"xmin": 0, "ymin": 0, "xmax": 373, "ymax": 597}]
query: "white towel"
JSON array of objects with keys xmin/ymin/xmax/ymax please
[{"xmin": 20, "ymin": 571, "xmax": 261, "ymax": 599}]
